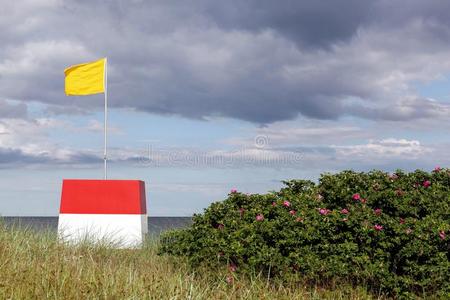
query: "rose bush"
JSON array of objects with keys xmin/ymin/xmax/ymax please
[{"xmin": 159, "ymin": 169, "xmax": 450, "ymax": 298}]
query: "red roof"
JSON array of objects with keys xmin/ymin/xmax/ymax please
[{"xmin": 60, "ymin": 180, "xmax": 147, "ymax": 214}]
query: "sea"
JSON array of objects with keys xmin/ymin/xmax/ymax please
[{"xmin": 1, "ymin": 216, "xmax": 192, "ymax": 236}]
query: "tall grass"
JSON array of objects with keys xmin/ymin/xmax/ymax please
[{"xmin": 0, "ymin": 222, "xmax": 382, "ymax": 299}]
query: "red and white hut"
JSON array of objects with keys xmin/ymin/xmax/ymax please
[{"xmin": 58, "ymin": 179, "xmax": 147, "ymax": 247}]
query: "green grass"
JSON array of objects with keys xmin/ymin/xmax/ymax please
[{"xmin": 0, "ymin": 223, "xmax": 384, "ymax": 299}]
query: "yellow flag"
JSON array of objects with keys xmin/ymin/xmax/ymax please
[{"xmin": 64, "ymin": 58, "xmax": 106, "ymax": 95}]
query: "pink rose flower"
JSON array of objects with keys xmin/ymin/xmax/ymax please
[
  {"xmin": 272, "ymin": 202, "xmax": 277, "ymax": 207},
  {"xmin": 340, "ymin": 208, "xmax": 349, "ymax": 214},
  {"xmin": 433, "ymin": 166, "xmax": 441, "ymax": 172},
  {"xmin": 295, "ymin": 217, "xmax": 303, "ymax": 222},
  {"xmin": 423, "ymin": 180, "xmax": 431, "ymax": 188},
  {"xmin": 239, "ymin": 208, "xmax": 245, "ymax": 217},
  {"xmin": 217, "ymin": 224, "xmax": 224, "ymax": 230},
  {"xmin": 283, "ymin": 200, "xmax": 291, "ymax": 207},
  {"xmin": 352, "ymin": 193, "xmax": 361, "ymax": 201},
  {"xmin": 374, "ymin": 224, "xmax": 383, "ymax": 231},
  {"xmin": 256, "ymin": 214, "xmax": 264, "ymax": 221},
  {"xmin": 360, "ymin": 198, "xmax": 367, "ymax": 204},
  {"xmin": 230, "ymin": 188, "xmax": 237, "ymax": 193},
  {"xmin": 439, "ymin": 231, "xmax": 446, "ymax": 240},
  {"xmin": 319, "ymin": 208, "xmax": 330, "ymax": 215},
  {"xmin": 289, "ymin": 210, "xmax": 296, "ymax": 216},
  {"xmin": 400, "ymin": 218, "xmax": 405, "ymax": 224},
  {"xmin": 226, "ymin": 275, "xmax": 234, "ymax": 284},
  {"xmin": 374, "ymin": 208, "xmax": 382, "ymax": 216}
]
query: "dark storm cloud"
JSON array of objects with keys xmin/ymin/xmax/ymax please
[
  {"xmin": 202, "ymin": 0, "xmax": 375, "ymax": 48},
  {"xmin": 0, "ymin": 0, "xmax": 450, "ymax": 123}
]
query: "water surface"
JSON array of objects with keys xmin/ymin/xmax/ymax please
[{"xmin": 1, "ymin": 216, "xmax": 192, "ymax": 236}]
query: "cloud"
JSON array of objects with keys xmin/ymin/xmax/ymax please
[
  {"xmin": 333, "ymin": 138, "xmax": 431, "ymax": 159},
  {"xmin": 345, "ymin": 97, "xmax": 450, "ymax": 121},
  {"xmin": 202, "ymin": 0, "xmax": 374, "ymax": 49},
  {"xmin": 0, "ymin": 118, "xmax": 101, "ymax": 167},
  {"xmin": 0, "ymin": 146, "xmax": 100, "ymax": 168},
  {"xmin": 1, "ymin": 1, "xmax": 450, "ymax": 124},
  {"xmin": 225, "ymin": 122, "xmax": 369, "ymax": 146},
  {"xmin": 43, "ymin": 104, "xmax": 91, "ymax": 116},
  {"xmin": 0, "ymin": 115, "xmax": 445, "ymax": 172},
  {"xmin": 0, "ymin": 147, "xmax": 47, "ymax": 165},
  {"xmin": 0, "ymin": 100, "xmax": 28, "ymax": 119},
  {"xmin": 81, "ymin": 119, "xmax": 122, "ymax": 134},
  {"xmin": 117, "ymin": 136, "xmax": 442, "ymax": 172}
]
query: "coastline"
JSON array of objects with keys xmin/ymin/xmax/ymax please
[{"xmin": 0, "ymin": 216, "xmax": 192, "ymax": 235}]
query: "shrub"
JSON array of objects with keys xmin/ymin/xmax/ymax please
[{"xmin": 159, "ymin": 169, "xmax": 450, "ymax": 298}]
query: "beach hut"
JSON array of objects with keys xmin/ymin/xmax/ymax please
[{"xmin": 58, "ymin": 179, "xmax": 147, "ymax": 247}]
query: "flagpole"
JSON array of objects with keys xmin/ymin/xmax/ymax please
[{"xmin": 104, "ymin": 57, "xmax": 108, "ymax": 180}]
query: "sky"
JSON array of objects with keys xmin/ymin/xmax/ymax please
[{"xmin": 0, "ymin": 0, "xmax": 449, "ymax": 216}]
